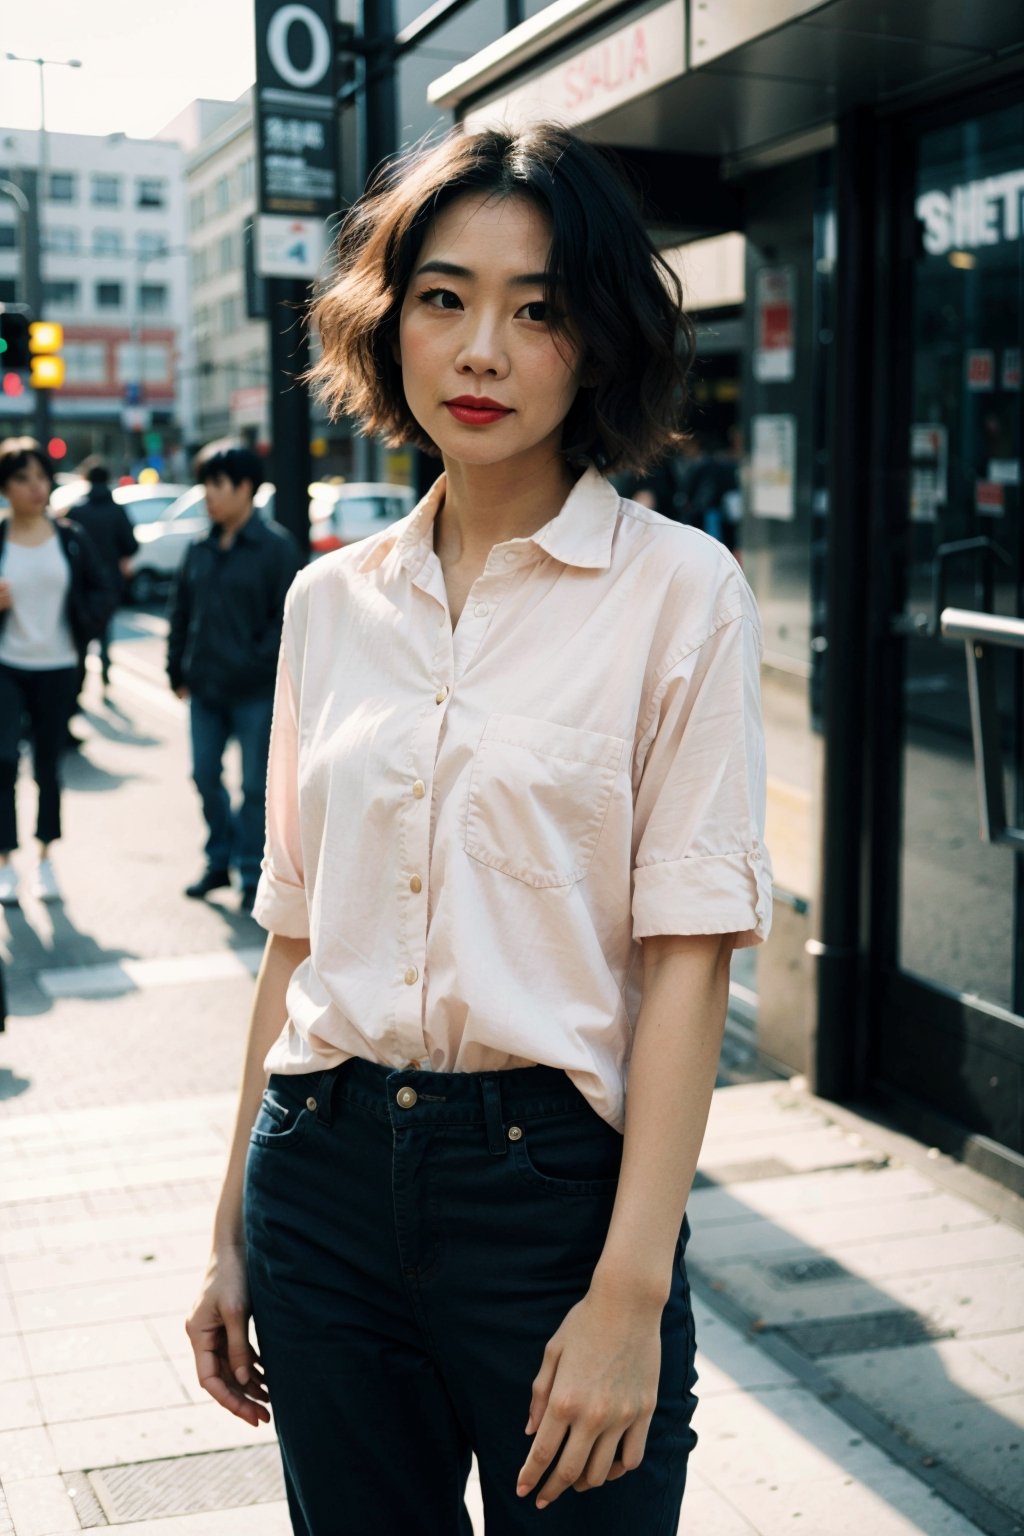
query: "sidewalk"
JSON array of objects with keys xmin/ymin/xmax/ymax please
[{"xmin": 0, "ymin": 619, "xmax": 1022, "ymax": 1534}]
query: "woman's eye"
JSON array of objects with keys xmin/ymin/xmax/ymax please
[
  {"xmin": 518, "ymin": 300, "xmax": 548, "ymax": 322},
  {"xmin": 419, "ymin": 287, "xmax": 462, "ymax": 310}
]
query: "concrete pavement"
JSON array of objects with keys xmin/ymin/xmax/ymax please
[{"xmin": 0, "ymin": 611, "xmax": 1021, "ymax": 1534}]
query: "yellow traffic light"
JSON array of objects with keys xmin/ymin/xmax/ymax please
[
  {"xmin": 29, "ymin": 321, "xmax": 64, "ymax": 353},
  {"xmin": 30, "ymin": 355, "xmax": 65, "ymax": 389}
]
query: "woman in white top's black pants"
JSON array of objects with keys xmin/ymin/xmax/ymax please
[{"xmin": 0, "ymin": 438, "xmax": 112, "ymax": 905}]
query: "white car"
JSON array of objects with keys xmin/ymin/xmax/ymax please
[
  {"xmin": 128, "ymin": 482, "xmax": 277, "ymax": 603},
  {"xmin": 308, "ymin": 481, "xmax": 417, "ymax": 556}
]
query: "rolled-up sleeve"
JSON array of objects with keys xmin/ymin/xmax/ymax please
[
  {"xmin": 631, "ymin": 601, "xmax": 772, "ymax": 949},
  {"xmin": 252, "ymin": 604, "xmax": 309, "ymax": 939}
]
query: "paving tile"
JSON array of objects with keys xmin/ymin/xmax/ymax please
[
  {"xmin": 20, "ymin": 1319, "xmax": 161, "ymax": 1377},
  {"xmin": 692, "ymin": 1167, "xmax": 938, "ymax": 1227},
  {"xmin": 690, "ymin": 1385, "xmax": 893, "ymax": 1490},
  {"xmin": 14, "ymin": 1271, "xmax": 194, "ymax": 1332},
  {"xmin": 106, "ymin": 1502, "xmax": 291, "ymax": 1535},
  {"xmin": 691, "ymin": 1190, "xmax": 988, "ymax": 1255},
  {"xmin": 0, "ymin": 1294, "xmax": 16, "ymax": 1339},
  {"xmin": 1, "ymin": 1474, "xmax": 80, "ymax": 1536},
  {"xmin": 2, "ymin": 1205, "xmax": 212, "ymax": 1261},
  {"xmin": 0, "ymin": 1426, "xmax": 59, "ymax": 1482},
  {"xmin": 4, "ymin": 1232, "xmax": 209, "ymax": 1295},
  {"xmin": 726, "ymin": 1469, "xmax": 986, "ymax": 1535},
  {"xmin": 677, "ymin": 1483, "xmax": 760, "ymax": 1533},
  {"xmin": 46, "ymin": 1401, "xmax": 268, "ymax": 1470},
  {"xmin": 827, "ymin": 1334, "xmax": 1024, "ymax": 1412},
  {"xmin": 0, "ymin": 1333, "xmax": 29, "ymax": 1385},
  {"xmin": 880, "ymin": 1260, "xmax": 1024, "ymax": 1337},
  {"xmin": 699, "ymin": 1258, "xmax": 885, "ymax": 1327},
  {"xmin": 0, "ymin": 1377, "xmax": 41, "ymax": 1432},
  {"xmin": 34, "ymin": 1358, "xmax": 189, "ymax": 1424},
  {"xmin": 2, "ymin": 1152, "xmax": 225, "ymax": 1205},
  {"xmin": 691, "ymin": 1303, "xmax": 792, "ymax": 1395}
]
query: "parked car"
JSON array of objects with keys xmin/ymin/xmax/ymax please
[
  {"xmin": 308, "ymin": 481, "xmax": 417, "ymax": 557},
  {"xmin": 127, "ymin": 482, "xmax": 276, "ymax": 603}
]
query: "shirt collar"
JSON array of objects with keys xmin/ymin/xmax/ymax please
[{"xmin": 356, "ymin": 465, "xmax": 619, "ymax": 575}]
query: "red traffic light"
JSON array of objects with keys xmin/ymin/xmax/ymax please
[
  {"xmin": 2, "ymin": 372, "xmax": 25, "ymax": 396},
  {"xmin": 48, "ymin": 437, "xmax": 68, "ymax": 460}
]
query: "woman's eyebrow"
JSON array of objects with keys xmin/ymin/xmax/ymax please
[{"xmin": 415, "ymin": 260, "xmax": 549, "ymax": 287}]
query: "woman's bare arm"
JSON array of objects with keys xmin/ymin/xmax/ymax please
[
  {"xmin": 186, "ymin": 930, "xmax": 311, "ymax": 1424},
  {"xmin": 515, "ymin": 931, "xmax": 732, "ymax": 1507}
]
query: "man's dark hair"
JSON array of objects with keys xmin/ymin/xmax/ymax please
[
  {"xmin": 194, "ymin": 439, "xmax": 265, "ymax": 495},
  {"xmin": 0, "ymin": 436, "xmax": 55, "ymax": 492},
  {"xmin": 307, "ymin": 123, "xmax": 695, "ymax": 475},
  {"xmin": 85, "ymin": 459, "xmax": 111, "ymax": 486}
]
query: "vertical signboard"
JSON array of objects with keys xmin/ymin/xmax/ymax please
[{"xmin": 254, "ymin": 0, "xmax": 339, "ymax": 220}]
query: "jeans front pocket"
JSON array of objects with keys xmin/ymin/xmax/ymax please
[
  {"xmin": 249, "ymin": 1076, "xmax": 315, "ymax": 1150},
  {"xmin": 464, "ymin": 713, "xmax": 624, "ymax": 888},
  {"xmin": 508, "ymin": 1110, "xmax": 623, "ymax": 1197}
]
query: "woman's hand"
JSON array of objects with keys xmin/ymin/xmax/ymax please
[
  {"xmin": 185, "ymin": 1242, "xmax": 270, "ymax": 1427},
  {"xmin": 516, "ymin": 1284, "xmax": 663, "ymax": 1509},
  {"xmin": 0, "ymin": 580, "xmax": 12, "ymax": 612}
]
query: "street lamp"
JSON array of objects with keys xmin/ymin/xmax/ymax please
[{"xmin": 5, "ymin": 53, "xmax": 82, "ymax": 441}]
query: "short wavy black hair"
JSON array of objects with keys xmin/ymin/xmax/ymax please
[
  {"xmin": 0, "ymin": 436, "xmax": 54, "ymax": 492},
  {"xmin": 194, "ymin": 439, "xmax": 265, "ymax": 494},
  {"xmin": 307, "ymin": 123, "xmax": 694, "ymax": 474}
]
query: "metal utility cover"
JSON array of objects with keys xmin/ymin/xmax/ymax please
[{"xmin": 87, "ymin": 1445, "xmax": 285, "ymax": 1523}]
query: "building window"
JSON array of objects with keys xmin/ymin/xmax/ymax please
[
  {"xmin": 218, "ymin": 295, "xmax": 238, "ymax": 332},
  {"xmin": 193, "ymin": 305, "xmax": 211, "ymax": 338},
  {"xmin": 0, "ymin": 225, "xmax": 17, "ymax": 250},
  {"xmin": 47, "ymin": 172, "xmax": 76, "ymax": 203},
  {"xmin": 116, "ymin": 341, "xmax": 170, "ymax": 384},
  {"xmin": 214, "ymin": 175, "xmax": 231, "ymax": 213},
  {"xmin": 64, "ymin": 342, "xmax": 107, "ymax": 385},
  {"xmin": 43, "ymin": 279, "xmax": 79, "ymax": 309},
  {"xmin": 93, "ymin": 227, "xmax": 124, "ymax": 257},
  {"xmin": 136, "ymin": 177, "xmax": 166, "ymax": 210},
  {"xmin": 96, "ymin": 281, "xmax": 123, "ymax": 309},
  {"xmin": 91, "ymin": 174, "xmax": 121, "ymax": 207},
  {"xmin": 0, "ymin": 278, "xmax": 17, "ymax": 303},
  {"xmin": 189, "ymin": 191, "xmax": 206, "ymax": 230},
  {"xmin": 137, "ymin": 231, "xmax": 169, "ymax": 260},
  {"xmin": 219, "ymin": 232, "xmax": 235, "ymax": 273},
  {"xmin": 138, "ymin": 282, "xmax": 168, "ymax": 315},
  {"xmin": 45, "ymin": 227, "xmax": 79, "ymax": 256},
  {"xmin": 238, "ymin": 158, "xmax": 255, "ymax": 200},
  {"xmin": 191, "ymin": 247, "xmax": 208, "ymax": 286}
]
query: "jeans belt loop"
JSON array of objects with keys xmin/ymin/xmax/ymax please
[
  {"xmin": 315, "ymin": 1067, "xmax": 339, "ymax": 1127},
  {"xmin": 480, "ymin": 1075, "xmax": 507, "ymax": 1157}
]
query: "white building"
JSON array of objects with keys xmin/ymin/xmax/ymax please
[
  {"xmin": 0, "ymin": 125, "xmax": 192, "ymax": 470},
  {"xmin": 159, "ymin": 93, "xmax": 270, "ymax": 447}
]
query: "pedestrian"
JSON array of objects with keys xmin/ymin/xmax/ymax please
[
  {"xmin": 69, "ymin": 458, "xmax": 138, "ymax": 692},
  {"xmin": 186, "ymin": 124, "xmax": 772, "ymax": 1535},
  {"xmin": 0, "ymin": 437, "xmax": 114, "ymax": 905},
  {"xmin": 167, "ymin": 441, "xmax": 301, "ymax": 914}
]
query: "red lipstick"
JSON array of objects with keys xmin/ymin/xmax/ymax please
[{"xmin": 443, "ymin": 396, "xmax": 513, "ymax": 426}]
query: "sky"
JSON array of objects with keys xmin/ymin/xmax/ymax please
[{"xmin": 0, "ymin": 0, "xmax": 257, "ymax": 139}]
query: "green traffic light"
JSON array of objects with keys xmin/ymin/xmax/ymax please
[{"xmin": 0, "ymin": 339, "xmax": 7, "ymax": 355}]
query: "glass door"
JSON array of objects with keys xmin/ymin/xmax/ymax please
[{"xmin": 879, "ymin": 95, "xmax": 1024, "ymax": 1163}]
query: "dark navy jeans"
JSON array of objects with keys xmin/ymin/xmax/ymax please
[
  {"xmin": 188, "ymin": 693, "xmax": 273, "ymax": 887},
  {"xmin": 244, "ymin": 1059, "xmax": 699, "ymax": 1535}
]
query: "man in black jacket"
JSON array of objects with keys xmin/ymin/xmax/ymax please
[
  {"xmin": 70, "ymin": 460, "xmax": 137, "ymax": 691},
  {"xmin": 167, "ymin": 442, "xmax": 301, "ymax": 913}
]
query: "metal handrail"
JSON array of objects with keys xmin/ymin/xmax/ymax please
[{"xmin": 940, "ymin": 607, "xmax": 1024, "ymax": 850}]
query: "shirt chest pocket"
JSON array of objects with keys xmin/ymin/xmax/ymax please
[{"xmin": 464, "ymin": 713, "xmax": 625, "ymax": 888}]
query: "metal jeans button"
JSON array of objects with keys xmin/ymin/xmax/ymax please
[{"xmin": 396, "ymin": 1087, "xmax": 418, "ymax": 1109}]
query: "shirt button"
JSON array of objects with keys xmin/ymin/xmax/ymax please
[
  {"xmin": 435, "ymin": 685, "xmax": 449, "ymax": 704},
  {"xmin": 474, "ymin": 602, "xmax": 489, "ymax": 617},
  {"xmin": 396, "ymin": 1086, "xmax": 418, "ymax": 1109},
  {"xmin": 404, "ymin": 966, "xmax": 419, "ymax": 985},
  {"xmin": 503, "ymin": 549, "xmax": 519, "ymax": 563},
  {"xmin": 409, "ymin": 874, "xmax": 422, "ymax": 893},
  {"xmin": 412, "ymin": 779, "xmax": 425, "ymax": 799}
]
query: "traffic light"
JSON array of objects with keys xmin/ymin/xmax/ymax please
[
  {"xmin": 29, "ymin": 321, "xmax": 65, "ymax": 390},
  {"xmin": 0, "ymin": 310, "xmax": 31, "ymax": 371}
]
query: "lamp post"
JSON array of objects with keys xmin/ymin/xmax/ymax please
[{"xmin": 5, "ymin": 52, "xmax": 82, "ymax": 442}]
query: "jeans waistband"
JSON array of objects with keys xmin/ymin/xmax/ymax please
[{"xmin": 307, "ymin": 1058, "xmax": 598, "ymax": 1152}]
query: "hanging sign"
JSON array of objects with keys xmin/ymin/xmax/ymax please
[
  {"xmin": 750, "ymin": 414, "xmax": 796, "ymax": 520},
  {"xmin": 909, "ymin": 423, "xmax": 948, "ymax": 524},
  {"xmin": 965, "ymin": 350, "xmax": 995, "ymax": 391},
  {"xmin": 255, "ymin": 0, "xmax": 338, "ymax": 218}
]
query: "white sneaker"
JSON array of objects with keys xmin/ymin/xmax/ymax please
[
  {"xmin": 31, "ymin": 858, "xmax": 61, "ymax": 902},
  {"xmin": 0, "ymin": 864, "xmax": 18, "ymax": 905}
]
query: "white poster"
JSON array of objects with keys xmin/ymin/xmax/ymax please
[
  {"xmin": 750, "ymin": 414, "xmax": 796, "ymax": 520},
  {"xmin": 909, "ymin": 423, "xmax": 948, "ymax": 524}
]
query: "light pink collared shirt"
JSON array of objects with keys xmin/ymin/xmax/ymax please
[{"xmin": 254, "ymin": 467, "xmax": 772, "ymax": 1129}]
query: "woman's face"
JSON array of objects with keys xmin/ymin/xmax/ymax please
[
  {"xmin": 397, "ymin": 192, "xmax": 583, "ymax": 472},
  {"xmin": 4, "ymin": 456, "xmax": 52, "ymax": 518}
]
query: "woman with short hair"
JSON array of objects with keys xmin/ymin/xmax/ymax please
[{"xmin": 187, "ymin": 124, "xmax": 772, "ymax": 1534}]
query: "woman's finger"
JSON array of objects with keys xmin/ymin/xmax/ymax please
[
  {"xmin": 531, "ymin": 1422, "xmax": 599, "ymax": 1509},
  {"xmin": 525, "ymin": 1338, "xmax": 560, "ymax": 1435},
  {"xmin": 574, "ymin": 1425, "xmax": 623, "ymax": 1491}
]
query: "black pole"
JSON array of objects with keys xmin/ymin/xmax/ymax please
[
  {"xmin": 267, "ymin": 280, "xmax": 311, "ymax": 557},
  {"xmin": 362, "ymin": 0, "xmax": 397, "ymax": 183},
  {"xmin": 14, "ymin": 167, "xmax": 50, "ymax": 446},
  {"xmin": 809, "ymin": 108, "xmax": 876, "ymax": 1099}
]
